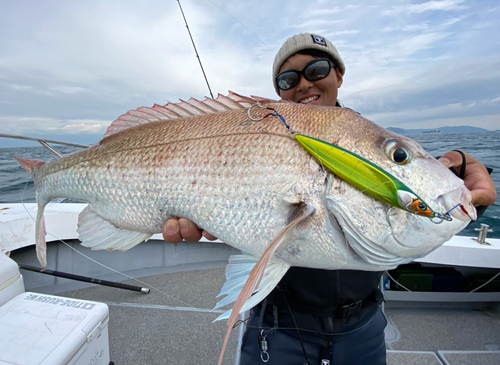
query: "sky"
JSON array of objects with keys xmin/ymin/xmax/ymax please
[{"xmin": 1, "ymin": 0, "xmax": 499, "ymax": 147}]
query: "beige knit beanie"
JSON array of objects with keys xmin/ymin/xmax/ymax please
[{"xmin": 272, "ymin": 33, "xmax": 346, "ymax": 95}]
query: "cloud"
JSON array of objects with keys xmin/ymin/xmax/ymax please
[
  {"xmin": 7, "ymin": 84, "xmax": 33, "ymax": 91},
  {"xmin": 1, "ymin": 116, "xmax": 110, "ymax": 136},
  {"xmin": 46, "ymin": 120, "xmax": 110, "ymax": 134},
  {"xmin": 329, "ymin": 30, "xmax": 361, "ymax": 36},
  {"xmin": 48, "ymin": 86, "xmax": 86, "ymax": 94},
  {"xmin": 401, "ymin": 24, "xmax": 430, "ymax": 32},
  {"xmin": 302, "ymin": 7, "xmax": 343, "ymax": 16},
  {"xmin": 301, "ymin": 4, "xmax": 359, "ymax": 17},
  {"xmin": 364, "ymin": 101, "xmax": 477, "ymax": 125},
  {"xmin": 384, "ymin": 0, "xmax": 466, "ymax": 16},
  {"xmin": 0, "ymin": 0, "xmax": 499, "ymax": 147},
  {"xmin": 389, "ymin": 32, "xmax": 449, "ymax": 58},
  {"xmin": 290, "ymin": 19, "xmax": 345, "ymax": 29}
]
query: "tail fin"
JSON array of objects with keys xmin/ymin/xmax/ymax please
[
  {"xmin": 14, "ymin": 157, "xmax": 46, "ymax": 175},
  {"xmin": 15, "ymin": 156, "xmax": 49, "ymax": 266}
]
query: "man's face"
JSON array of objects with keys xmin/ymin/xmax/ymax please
[{"xmin": 278, "ymin": 53, "xmax": 343, "ymax": 107}]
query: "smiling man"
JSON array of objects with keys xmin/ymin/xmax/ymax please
[{"xmin": 164, "ymin": 32, "xmax": 497, "ymax": 365}]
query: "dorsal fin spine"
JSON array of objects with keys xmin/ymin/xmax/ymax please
[
  {"xmin": 179, "ymin": 98, "xmax": 205, "ymax": 114},
  {"xmin": 167, "ymin": 103, "xmax": 195, "ymax": 116},
  {"xmin": 102, "ymin": 91, "xmax": 278, "ymax": 139}
]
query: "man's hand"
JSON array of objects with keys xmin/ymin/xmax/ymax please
[
  {"xmin": 162, "ymin": 218, "xmax": 218, "ymax": 243},
  {"xmin": 438, "ymin": 150, "xmax": 497, "ymax": 207}
]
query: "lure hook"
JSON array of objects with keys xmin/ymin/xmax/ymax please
[
  {"xmin": 248, "ymin": 101, "xmax": 273, "ymax": 121},
  {"xmin": 247, "ymin": 102, "xmax": 297, "ymax": 136}
]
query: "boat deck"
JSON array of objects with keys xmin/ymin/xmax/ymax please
[{"xmin": 29, "ymin": 264, "xmax": 500, "ymax": 365}]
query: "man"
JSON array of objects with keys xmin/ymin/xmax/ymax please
[{"xmin": 163, "ymin": 33, "xmax": 497, "ymax": 364}]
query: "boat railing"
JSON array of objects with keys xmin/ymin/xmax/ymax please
[{"xmin": 0, "ymin": 133, "xmax": 89, "ymax": 157}]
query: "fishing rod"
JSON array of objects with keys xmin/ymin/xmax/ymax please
[
  {"xmin": 19, "ymin": 264, "xmax": 150, "ymax": 294},
  {"xmin": 176, "ymin": 0, "xmax": 214, "ymax": 99}
]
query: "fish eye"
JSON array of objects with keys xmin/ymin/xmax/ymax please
[
  {"xmin": 393, "ymin": 148, "xmax": 409, "ymax": 164},
  {"xmin": 384, "ymin": 139, "xmax": 412, "ymax": 165}
]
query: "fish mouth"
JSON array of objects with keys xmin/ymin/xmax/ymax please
[
  {"xmin": 386, "ymin": 184, "xmax": 476, "ymax": 252},
  {"xmin": 437, "ymin": 184, "xmax": 477, "ymax": 221}
]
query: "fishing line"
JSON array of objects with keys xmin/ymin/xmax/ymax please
[
  {"xmin": 469, "ymin": 271, "xmax": 500, "ymax": 293},
  {"xmin": 18, "ymin": 182, "xmax": 195, "ymax": 308},
  {"xmin": 248, "ymin": 102, "xmax": 295, "ymax": 134},
  {"xmin": 385, "ymin": 271, "xmax": 412, "ymax": 292},
  {"xmin": 445, "ymin": 203, "xmax": 462, "ymax": 216},
  {"xmin": 51, "ymin": 236, "xmax": 194, "ymax": 307},
  {"xmin": 388, "ymin": 268, "xmax": 500, "ymax": 294},
  {"xmin": 204, "ymin": 0, "xmax": 273, "ymax": 51}
]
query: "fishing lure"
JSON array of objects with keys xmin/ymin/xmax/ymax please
[
  {"xmin": 248, "ymin": 103, "xmax": 453, "ymax": 223},
  {"xmin": 294, "ymin": 134, "xmax": 452, "ymax": 223}
]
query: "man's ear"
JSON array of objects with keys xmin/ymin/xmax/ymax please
[{"xmin": 336, "ymin": 68, "xmax": 343, "ymax": 88}]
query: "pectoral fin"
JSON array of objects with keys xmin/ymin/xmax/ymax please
[
  {"xmin": 217, "ymin": 203, "xmax": 315, "ymax": 365},
  {"xmin": 213, "ymin": 254, "xmax": 289, "ymax": 321},
  {"xmin": 77, "ymin": 206, "xmax": 151, "ymax": 251}
]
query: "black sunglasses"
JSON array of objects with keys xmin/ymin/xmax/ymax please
[{"xmin": 276, "ymin": 59, "xmax": 335, "ymax": 91}]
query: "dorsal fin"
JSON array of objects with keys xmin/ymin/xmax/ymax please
[{"xmin": 103, "ymin": 91, "xmax": 278, "ymax": 138}]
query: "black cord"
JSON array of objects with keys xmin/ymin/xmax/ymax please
[
  {"xmin": 280, "ymin": 290, "xmax": 311, "ymax": 365},
  {"xmin": 452, "ymin": 150, "xmax": 467, "ymax": 179}
]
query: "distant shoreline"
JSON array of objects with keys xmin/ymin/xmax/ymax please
[{"xmin": 388, "ymin": 126, "xmax": 490, "ymax": 134}]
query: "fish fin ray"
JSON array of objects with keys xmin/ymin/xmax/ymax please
[
  {"xmin": 14, "ymin": 157, "xmax": 46, "ymax": 176},
  {"xmin": 216, "ymin": 202, "xmax": 315, "ymax": 365},
  {"xmin": 102, "ymin": 91, "xmax": 279, "ymax": 138},
  {"xmin": 213, "ymin": 254, "xmax": 289, "ymax": 319},
  {"xmin": 77, "ymin": 206, "xmax": 151, "ymax": 251},
  {"xmin": 35, "ymin": 200, "xmax": 48, "ymax": 267},
  {"xmin": 15, "ymin": 156, "xmax": 49, "ymax": 266}
]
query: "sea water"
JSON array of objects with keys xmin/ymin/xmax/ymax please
[{"xmin": 1, "ymin": 131, "xmax": 499, "ymax": 238}]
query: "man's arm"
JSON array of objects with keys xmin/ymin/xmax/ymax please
[{"xmin": 438, "ymin": 150, "xmax": 496, "ymax": 207}]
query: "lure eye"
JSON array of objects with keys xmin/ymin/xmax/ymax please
[
  {"xmin": 397, "ymin": 190, "xmax": 435, "ymax": 218},
  {"xmin": 417, "ymin": 201, "xmax": 427, "ymax": 211},
  {"xmin": 410, "ymin": 198, "xmax": 433, "ymax": 217},
  {"xmin": 392, "ymin": 148, "xmax": 409, "ymax": 164}
]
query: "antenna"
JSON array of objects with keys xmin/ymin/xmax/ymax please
[{"xmin": 176, "ymin": 0, "xmax": 214, "ymax": 99}]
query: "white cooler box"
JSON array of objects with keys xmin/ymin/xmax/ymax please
[
  {"xmin": 0, "ymin": 252, "xmax": 25, "ymax": 306},
  {"xmin": 0, "ymin": 292, "xmax": 110, "ymax": 365}
]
